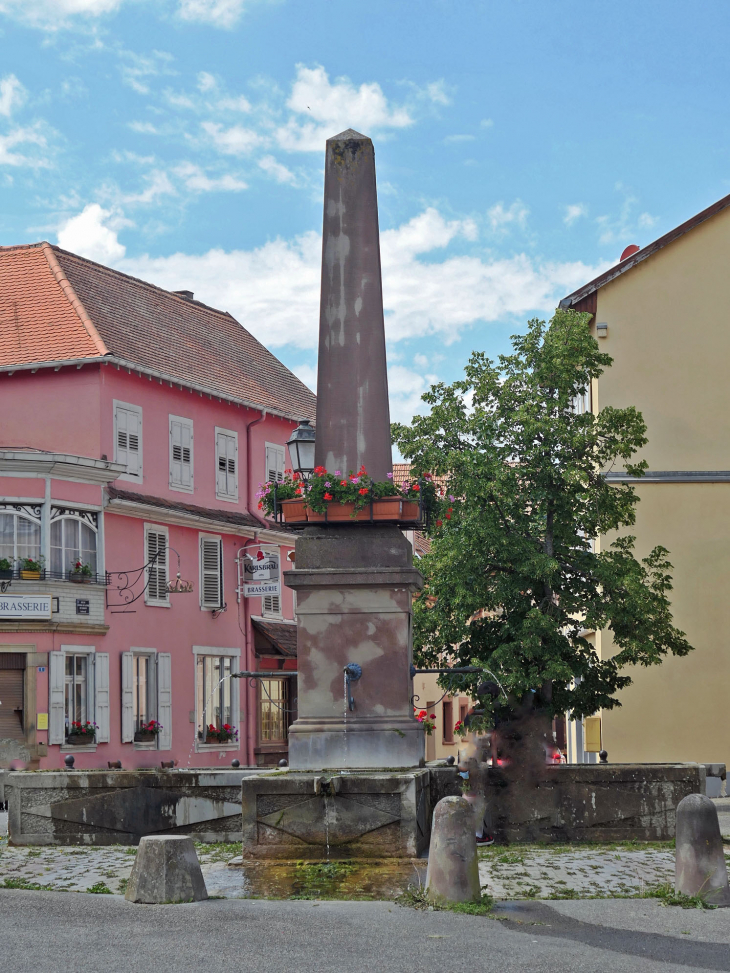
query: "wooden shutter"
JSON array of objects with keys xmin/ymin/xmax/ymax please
[
  {"xmin": 116, "ymin": 405, "xmax": 142, "ymax": 478},
  {"xmin": 170, "ymin": 416, "xmax": 193, "ymax": 491},
  {"xmin": 48, "ymin": 652, "xmax": 65, "ymax": 745},
  {"xmin": 121, "ymin": 651, "xmax": 134, "ymax": 743},
  {"xmin": 263, "ymin": 594, "xmax": 281, "ymax": 615},
  {"xmin": 157, "ymin": 653, "xmax": 172, "ymax": 751},
  {"xmin": 200, "ymin": 537, "xmax": 222, "ymax": 609},
  {"xmin": 95, "ymin": 653, "xmax": 110, "ymax": 743},
  {"xmin": 216, "ymin": 430, "xmax": 238, "ymax": 500},
  {"xmin": 146, "ymin": 528, "xmax": 168, "ymax": 603},
  {"xmin": 265, "ymin": 444, "xmax": 284, "ymax": 483},
  {"xmin": 0, "ymin": 669, "xmax": 24, "ymax": 741}
]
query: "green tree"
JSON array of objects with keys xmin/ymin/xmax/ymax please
[{"xmin": 393, "ymin": 309, "xmax": 692, "ymax": 722}]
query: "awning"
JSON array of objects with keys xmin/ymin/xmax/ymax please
[{"xmin": 251, "ymin": 617, "xmax": 297, "ymax": 659}]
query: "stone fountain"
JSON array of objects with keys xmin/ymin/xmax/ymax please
[{"xmin": 240, "ymin": 130, "xmax": 431, "ymax": 860}]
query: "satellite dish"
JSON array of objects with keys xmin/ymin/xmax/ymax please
[{"xmin": 620, "ymin": 244, "xmax": 640, "ymax": 261}]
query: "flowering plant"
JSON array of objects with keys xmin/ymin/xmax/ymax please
[
  {"xmin": 21, "ymin": 555, "xmax": 45, "ymax": 572},
  {"xmin": 414, "ymin": 708, "xmax": 437, "ymax": 735},
  {"xmin": 205, "ymin": 723, "xmax": 238, "ymax": 743},
  {"xmin": 71, "ymin": 560, "xmax": 93, "ymax": 577},
  {"xmin": 454, "ymin": 719, "xmax": 468, "ymax": 738},
  {"xmin": 139, "ymin": 720, "xmax": 162, "ymax": 736},
  {"xmin": 69, "ymin": 720, "xmax": 97, "ymax": 737}
]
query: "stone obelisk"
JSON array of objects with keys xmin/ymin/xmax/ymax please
[{"xmin": 285, "ymin": 130, "xmax": 424, "ymax": 770}]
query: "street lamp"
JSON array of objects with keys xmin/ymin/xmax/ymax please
[{"xmin": 286, "ymin": 419, "xmax": 316, "ymax": 479}]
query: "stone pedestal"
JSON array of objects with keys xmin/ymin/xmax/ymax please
[
  {"xmin": 125, "ymin": 835, "xmax": 207, "ymax": 904},
  {"xmin": 241, "ymin": 769, "xmax": 430, "ymax": 859},
  {"xmin": 285, "ymin": 524, "xmax": 424, "ymax": 771}
]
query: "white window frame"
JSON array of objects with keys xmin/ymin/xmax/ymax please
[
  {"xmin": 48, "ymin": 646, "xmax": 110, "ymax": 751},
  {"xmin": 265, "ymin": 442, "xmax": 285, "ymax": 485},
  {"xmin": 121, "ymin": 649, "xmax": 172, "ymax": 750},
  {"xmin": 199, "ymin": 533, "xmax": 224, "ymax": 611},
  {"xmin": 169, "ymin": 414, "xmax": 194, "ymax": 494},
  {"xmin": 131, "ymin": 648, "xmax": 158, "ymax": 749},
  {"xmin": 192, "ymin": 645, "xmax": 241, "ymax": 753},
  {"xmin": 113, "ymin": 400, "xmax": 143, "ymax": 483},
  {"xmin": 144, "ymin": 523, "xmax": 170, "ymax": 607},
  {"xmin": 215, "ymin": 427, "xmax": 239, "ymax": 503}
]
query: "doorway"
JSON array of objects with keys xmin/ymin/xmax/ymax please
[{"xmin": 0, "ymin": 653, "xmax": 25, "ymax": 741}]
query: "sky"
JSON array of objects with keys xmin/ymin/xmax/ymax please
[{"xmin": 1, "ymin": 0, "xmax": 730, "ymax": 427}]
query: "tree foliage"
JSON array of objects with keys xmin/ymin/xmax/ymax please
[{"xmin": 392, "ymin": 309, "xmax": 692, "ymax": 720}]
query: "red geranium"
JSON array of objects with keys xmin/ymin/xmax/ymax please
[
  {"xmin": 324, "ymin": 492, "xmax": 333, "ymax": 501},
  {"xmin": 358, "ymin": 487, "xmax": 369, "ymax": 495}
]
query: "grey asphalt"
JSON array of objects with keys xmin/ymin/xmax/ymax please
[{"xmin": 2, "ymin": 891, "xmax": 730, "ymax": 972}]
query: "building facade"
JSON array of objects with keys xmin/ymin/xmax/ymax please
[
  {"xmin": 560, "ymin": 194, "xmax": 730, "ymax": 767},
  {"xmin": 0, "ymin": 242, "xmax": 316, "ymax": 770}
]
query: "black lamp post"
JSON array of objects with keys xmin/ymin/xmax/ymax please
[{"xmin": 286, "ymin": 419, "xmax": 316, "ymax": 479}]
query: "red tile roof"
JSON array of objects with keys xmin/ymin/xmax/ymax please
[
  {"xmin": 107, "ymin": 485, "xmax": 263, "ymax": 529},
  {"xmin": 0, "ymin": 242, "xmax": 316, "ymax": 421}
]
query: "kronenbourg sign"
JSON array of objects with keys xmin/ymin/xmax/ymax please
[
  {"xmin": 0, "ymin": 594, "xmax": 52, "ymax": 619},
  {"xmin": 243, "ymin": 550, "xmax": 281, "ymax": 597}
]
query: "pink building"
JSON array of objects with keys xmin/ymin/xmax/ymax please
[{"xmin": 0, "ymin": 242, "xmax": 315, "ymax": 770}]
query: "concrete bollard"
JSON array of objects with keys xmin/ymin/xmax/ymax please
[
  {"xmin": 675, "ymin": 793, "xmax": 730, "ymax": 906},
  {"xmin": 425, "ymin": 796, "xmax": 481, "ymax": 904},
  {"xmin": 125, "ymin": 835, "xmax": 208, "ymax": 904}
]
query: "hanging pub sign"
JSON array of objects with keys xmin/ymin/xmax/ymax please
[
  {"xmin": 0, "ymin": 593, "xmax": 52, "ymax": 619},
  {"xmin": 243, "ymin": 549, "xmax": 281, "ymax": 597}
]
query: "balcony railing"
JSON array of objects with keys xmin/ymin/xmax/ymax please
[{"xmin": 0, "ymin": 567, "xmax": 109, "ymax": 586}]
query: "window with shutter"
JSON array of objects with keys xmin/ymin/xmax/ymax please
[
  {"xmin": 169, "ymin": 415, "xmax": 193, "ymax": 493},
  {"xmin": 200, "ymin": 535, "xmax": 223, "ymax": 609},
  {"xmin": 265, "ymin": 443, "xmax": 285, "ymax": 484},
  {"xmin": 113, "ymin": 401, "xmax": 142, "ymax": 481},
  {"xmin": 262, "ymin": 593, "xmax": 281, "ymax": 617},
  {"xmin": 145, "ymin": 526, "xmax": 169, "ymax": 605},
  {"xmin": 215, "ymin": 428, "xmax": 238, "ymax": 501}
]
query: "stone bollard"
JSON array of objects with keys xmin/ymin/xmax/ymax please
[
  {"xmin": 675, "ymin": 794, "xmax": 730, "ymax": 906},
  {"xmin": 425, "ymin": 796, "xmax": 481, "ymax": 904},
  {"xmin": 125, "ymin": 836, "xmax": 208, "ymax": 904}
]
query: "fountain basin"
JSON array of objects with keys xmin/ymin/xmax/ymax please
[{"xmin": 241, "ymin": 769, "xmax": 431, "ymax": 859}]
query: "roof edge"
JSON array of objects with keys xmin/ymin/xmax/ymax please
[
  {"xmin": 41, "ymin": 242, "xmax": 110, "ymax": 357},
  {"xmin": 560, "ymin": 190, "xmax": 730, "ymax": 308}
]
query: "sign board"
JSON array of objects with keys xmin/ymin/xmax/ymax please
[
  {"xmin": 37, "ymin": 713, "xmax": 48, "ymax": 730},
  {"xmin": 0, "ymin": 593, "xmax": 52, "ymax": 619},
  {"xmin": 243, "ymin": 550, "xmax": 281, "ymax": 597},
  {"xmin": 76, "ymin": 599, "xmax": 90, "ymax": 616}
]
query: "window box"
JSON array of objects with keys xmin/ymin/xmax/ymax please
[
  {"xmin": 0, "ymin": 568, "xmax": 12, "ymax": 580},
  {"xmin": 280, "ymin": 499, "xmax": 308, "ymax": 522},
  {"xmin": 372, "ymin": 497, "xmax": 403, "ymax": 520},
  {"xmin": 20, "ymin": 569, "xmax": 41, "ymax": 580},
  {"xmin": 134, "ymin": 729, "xmax": 157, "ymax": 743},
  {"xmin": 320, "ymin": 502, "xmax": 370, "ymax": 522},
  {"xmin": 400, "ymin": 501, "xmax": 420, "ymax": 521},
  {"xmin": 69, "ymin": 572, "xmax": 92, "ymax": 584},
  {"xmin": 66, "ymin": 732, "xmax": 95, "ymax": 746}
]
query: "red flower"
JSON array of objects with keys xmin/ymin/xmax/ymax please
[
  {"xmin": 430, "ymin": 714, "xmax": 436, "ymax": 719},
  {"xmin": 324, "ymin": 492, "xmax": 333, "ymax": 501},
  {"xmin": 436, "ymin": 519, "xmax": 443, "ymax": 527},
  {"xmin": 424, "ymin": 473, "xmax": 432, "ymax": 479},
  {"xmin": 340, "ymin": 480, "xmax": 347, "ymax": 486},
  {"xmin": 412, "ymin": 483, "xmax": 420, "ymax": 491},
  {"xmin": 447, "ymin": 507, "xmax": 453, "ymax": 513},
  {"xmin": 358, "ymin": 487, "xmax": 369, "ymax": 495},
  {"xmin": 293, "ymin": 472, "xmax": 300, "ymax": 480},
  {"xmin": 314, "ymin": 465, "xmax": 326, "ymax": 475},
  {"xmin": 295, "ymin": 487, "xmax": 303, "ymax": 495},
  {"xmin": 258, "ymin": 502, "xmax": 263, "ymax": 509},
  {"xmin": 445, "ymin": 513, "xmax": 451, "ymax": 520}
]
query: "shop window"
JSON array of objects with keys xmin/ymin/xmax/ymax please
[{"xmin": 259, "ymin": 678, "xmax": 288, "ymax": 743}]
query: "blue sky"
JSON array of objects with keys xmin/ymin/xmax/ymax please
[{"xmin": 1, "ymin": 0, "xmax": 730, "ymax": 425}]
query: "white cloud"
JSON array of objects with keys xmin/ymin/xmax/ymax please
[
  {"xmin": 424, "ymin": 81, "xmax": 450, "ymax": 106},
  {"xmin": 480, "ymin": 118, "xmax": 494, "ymax": 129},
  {"xmin": 596, "ymin": 187, "xmax": 659, "ymax": 247},
  {"xmin": 123, "ymin": 169, "xmax": 177, "ymax": 204},
  {"xmin": 117, "ymin": 206, "xmax": 605, "ymax": 351},
  {"xmin": 488, "ymin": 200, "xmax": 529, "ymax": 232},
  {"xmin": 293, "ymin": 363, "xmax": 317, "ymax": 392},
  {"xmin": 197, "ymin": 72, "xmax": 217, "ymax": 93},
  {"xmin": 0, "ymin": 75, "xmax": 26, "ymax": 117},
  {"xmin": 258, "ymin": 154, "xmax": 296, "ymax": 185},
  {"xmin": 57, "ymin": 204, "xmax": 127, "ymax": 263},
  {"xmin": 129, "ymin": 121, "xmax": 159, "ymax": 134},
  {"xmin": 0, "ymin": 125, "xmax": 50, "ymax": 168},
  {"xmin": 413, "ymin": 353, "xmax": 429, "ymax": 369},
  {"xmin": 0, "ymin": 0, "xmax": 124, "ymax": 29},
  {"xmin": 202, "ymin": 121, "xmax": 266, "ymax": 155},
  {"xmin": 387, "ymin": 364, "xmax": 439, "ymax": 424},
  {"xmin": 174, "ymin": 161, "xmax": 247, "ymax": 192},
  {"xmin": 637, "ymin": 212, "xmax": 659, "ymax": 230},
  {"xmin": 275, "ymin": 64, "xmax": 413, "ymax": 152},
  {"xmin": 564, "ymin": 203, "xmax": 587, "ymax": 226},
  {"xmin": 177, "ymin": 0, "xmax": 253, "ymax": 28},
  {"xmin": 119, "ymin": 50, "xmax": 175, "ymax": 95}
]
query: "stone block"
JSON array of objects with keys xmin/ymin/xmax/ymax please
[
  {"xmin": 241, "ymin": 769, "xmax": 430, "ymax": 859},
  {"xmin": 425, "ymin": 796, "xmax": 481, "ymax": 904},
  {"xmin": 675, "ymin": 793, "xmax": 730, "ymax": 906},
  {"xmin": 125, "ymin": 835, "xmax": 207, "ymax": 904}
]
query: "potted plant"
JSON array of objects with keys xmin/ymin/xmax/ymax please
[
  {"xmin": 134, "ymin": 719, "xmax": 162, "ymax": 743},
  {"xmin": 414, "ymin": 709, "xmax": 437, "ymax": 735},
  {"xmin": 66, "ymin": 720, "xmax": 97, "ymax": 745},
  {"xmin": 69, "ymin": 560, "xmax": 93, "ymax": 583},
  {"xmin": 0, "ymin": 557, "xmax": 12, "ymax": 580},
  {"xmin": 204, "ymin": 723, "xmax": 238, "ymax": 745},
  {"xmin": 20, "ymin": 555, "xmax": 44, "ymax": 580}
]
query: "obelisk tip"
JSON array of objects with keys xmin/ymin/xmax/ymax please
[{"xmin": 328, "ymin": 128, "xmax": 369, "ymax": 142}]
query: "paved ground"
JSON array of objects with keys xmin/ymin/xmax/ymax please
[{"xmin": 2, "ymin": 890, "xmax": 730, "ymax": 973}]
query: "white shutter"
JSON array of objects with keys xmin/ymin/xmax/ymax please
[
  {"xmin": 263, "ymin": 594, "xmax": 281, "ymax": 616},
  {"xmin": 216, "ymin": 430, "xmax": 238, "ymax": 501},
  {"xmin": 169, "ymin": 416, "xmax": 193, "ymax": 492},
  {"xmin": 146, "ymin": 527, "xmax": 168, "ymax": 604},
  {"xmin": 265, "ymin": 444, "xmax": 285, "ymax": 483},
  {"xmin": 200, "ymin": 537, "xmax": 222, "ymax": 609},
  {"xmin": 121, "ymin": 651, "xmax": 134, "ymax": 743},
  {"xmin": 115, "ymin": 403, "xmax": 142, "ymax": 479},
  {"xmin": 95, "ymin": 653, "xmax": 110, "ymax": 743},
  {"xmin": 157, "ymin": 652, "xmax": 172, "ymax": 751},
  {"xmin": 48, "ymin": 652, "xmax": 65, "ymax": 745}
]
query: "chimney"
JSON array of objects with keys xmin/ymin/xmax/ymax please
[{"xmin": 173, "ymin": 289, "xmax": 194, "ymax": 301}]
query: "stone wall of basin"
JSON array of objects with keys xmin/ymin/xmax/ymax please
[{"xmin": 6, "ymin": 769, "xmax": 261, "ymax": 845}]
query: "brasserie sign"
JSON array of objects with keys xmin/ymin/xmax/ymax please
[
  {"xmin": 0, "ymin": 594, "xmax": 53, "ymax": 619},
  {"xmin": 243, "ymin": 550, "xmax": 281, "ymax": 597}
]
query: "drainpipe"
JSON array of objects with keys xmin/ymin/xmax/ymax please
[{"xmin": 245, "ymin": 410, "xmax": 268, "ymax": 528}]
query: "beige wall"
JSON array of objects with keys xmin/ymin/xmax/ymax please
[
  {"xmin": 413, "ymin": 672, "xmax": 473, "ymax": 761},
  {"xmin": 593, "ymin": 206, "xmax": 730, "ymax": 764}
]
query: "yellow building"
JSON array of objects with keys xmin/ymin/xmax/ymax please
[{"xmin": 560, "ymin": 193, "xmax": 730, "ymax": 766}]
